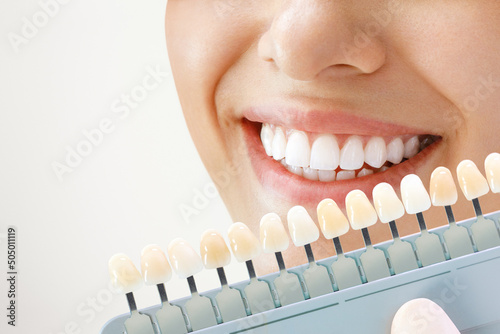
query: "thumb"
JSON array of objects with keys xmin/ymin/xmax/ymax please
[{"xmin": 391, "ymin": 298, "xmax": 460, "ymax": 334}]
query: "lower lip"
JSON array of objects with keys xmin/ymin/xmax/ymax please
[{"xmin": 243, "ymin": 120, "xmax": 440, "ymax": 207}]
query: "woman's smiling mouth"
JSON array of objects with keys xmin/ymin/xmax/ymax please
[{"xmin": 242, "ymin": 106, "xmax": 442, "ymax": 206}]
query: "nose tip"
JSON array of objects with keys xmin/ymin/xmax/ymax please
[{"xmin": 257, "ymin": 3, "xmax": 387, "ymax": 81}]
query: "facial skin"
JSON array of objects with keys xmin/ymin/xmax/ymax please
[{"xmin": 166, "ymin": 1, "xmax": 500, "ymax": 274}]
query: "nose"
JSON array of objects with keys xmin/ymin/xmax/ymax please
[{"xmin": 258, "ymin": 1, "xmax": 387, "ymax": 81}]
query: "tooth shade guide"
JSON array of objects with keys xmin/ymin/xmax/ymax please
[
  {"xmin": 358, "ymin": 227, "xmax": 392, "ymax": 283},
  {"xmin": 485, "ymin": 152, "xmax": 500, "ymax": 192},
  {"xmin": 213, "ymin": 268, "xmax": 248, "ymax": 322},
  {"xmin": 154, "ymin": 284, "xmax": 189, "ymax": 334},
  {"xmin": 184, "ymin": 275, "xmax": 218, "ymax": 331},
  {"xmin": 469, "ymin": 198, "xmax": 500, "ymax": 251},
  {"xmin": 414, "ymin": 212, "xmax": 447, "ymax": 266},
  {"xmin": 108, "ymin": 254, "xmax": 156, "ymax": 333}
]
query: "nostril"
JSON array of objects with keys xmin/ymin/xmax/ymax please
[{"xmin": 258, "ymin": 31, "xmax": 276, "ymax": 63}]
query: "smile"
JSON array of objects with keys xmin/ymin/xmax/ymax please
[
  {"xmin": 242, "ymin": 106, "xmax": 442, "ymax": 205},
  {"xmin": 260, "ymin": 123, "xmax": 438, "ymax": 182}
]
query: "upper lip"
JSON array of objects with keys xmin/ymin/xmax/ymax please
[{"xmin": 242, "ymin": 103, "xmax": 434, "ymax": 137}]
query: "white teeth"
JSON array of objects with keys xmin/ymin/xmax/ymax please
[
  {"xmin": 310, "ymin": 134, "xmax": 340, "ymax": 170},
  {"xmin": 340, "ymin": 136, "xmax": 365, "ymax": 170},
  {"xmin": 302, "ymin": 167, "xmax": 319, "ymax": 181},
  {"xmin": 260, "ymin": 213, "xmax": 289, "ymax": 253},
  {"xmin": 357, "ymin": 168, "xmax": 374, "ymax": 177},
  {"xmin": 287, "ymin": 165, "xmax": 303, "ymax": 177},
  {"xmin": 364, "ymin": 136, "xmax": 387, "ymax": 168},
  {"xmin": 285, "ymin": 130, "xmax": 310, "ymax": 167},
  {"xmin": 261, "ymin": 123, "xmax": 433, "ymax": 180},
  {"xmin": 403, "ymin": 136, "xmax": 420, "ymax": 159},
  {"xmin": 386, "ymin": 137, "xmax": 404, "ymax": 164},
  {"xmin": 272, "ymin": 127, "xmax": 286, "ymax": 160},
  {"xmin": 260, "ymin": 124, "xmax": 274, "ymax": 156},
  {"xmin": 400, "ymin": 174, "xmax": 431, "ymax": 214},
  {"xmin": 336, "ymin": 170, "xmax": 355, "ymax": 180},
  {"xmin": 168, "ymin": 238, "xmax": 204, "ymax": 279},
  {"xmin": 287, "ymin": 206, "xmax": 320, "ymax": 247},
  {"xmin": 485, "ymin": 152, "xmax": 500, "ymax": 193},
  {"xmin": 318, "ymin": 170, "xmax": 336, "ymax": 182},
  {"xmin": 372, "ymin": 183, "xmax": 405, "ymax": 223}
]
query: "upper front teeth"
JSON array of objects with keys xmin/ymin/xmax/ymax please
[
  {"xmin": 310, "ymin": 134, "xmax": 340, "ymax": 170},
  {"xmin": 339, "ymin": 135, "xmax": 364, "ymax": 170},
  {"xmin": 261, "ymin": 124, "xmax": 433, "ymax": 179},
  {"xmin": 285, "ymin": 131, "xmax": 310, "ymax": 167}
]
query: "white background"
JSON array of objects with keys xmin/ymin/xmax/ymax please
[{"xmin": 0, "ymin": 1, "xmax": 247, "ymax": 333}]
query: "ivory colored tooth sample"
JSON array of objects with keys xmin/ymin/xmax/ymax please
[
  {"xmin": 456, "ymin": 160, "xmax": 490, "ymax": 200},
  {"xmin": 287, "ymin": 206, "xmax": 320, "ymax": 247},
  {"xmin": 109, "ymin": 253, "xmax": 143, "ymax": 294},
  {"xmin": 485, "ymin": 152, "xmax": 500, "ymax": 193},
  {"xmin": 429, "ymin": 167, "xmax": 458, "ymax": 206},
  {"xmin": 140, "ymin": 245, "xmax": 172, "ymax": 286},
  {"xmin": 317, "ymin": 198, "xmax": 350, "ymax": 239},
  {"xmin": 260, "ymin": 213, "xmax": 290, "ymax": 253},
  {"xmin": 167, "ymin": 238, "xmax": 203, "ymax": 279},
  {"xmin": 227, "ymin": 222, "xmax": 262, "ymax": 262},
  {"xmin": 372, "ymin": 182, "xmax": 405, "ymax": 223},
  {"xmin": 400, "ymin": 174, "xmax": 431, "ymax": 214},
  {"xmin": 200, "ymin": 229, "xmax": 231, "ymax": 270},
  {"xmin": 391, "ymin": 298, "xmax": 460, "ymax": 334},
  {"xmin": 345, "ymin": 189, "xmax": 378, "ymax": 230}
]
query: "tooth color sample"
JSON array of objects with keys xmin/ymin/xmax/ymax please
[
  {"xmin": 260, "ymin": 124, "xmax": 274, "ymax": 156},
  {"xmin": 364, "ymin": 136, "xmax": 387, "ymax": 168},
  {"xmin": 167, "ymin": 238, "xmax": 203, "ymax": 279},
  {"xmin": 272, "ymin": 127, "xmax": 286, "ymax": 160},
  {"xmin": 456, "ymin": 160, "xmax": 490, "ymax": 200},
  {"xmin": 109, "ymin": 253, "xmax": 143, "ymax": 294},
  {"xmin": 345, "ymin": 190, "xmax": 378, "ymax": 230},
  {"xmin": 400, "ymin": 174, "xmax": 431, "ymax": 214},
  {"xmin": 141, "ymin": 245, "xmax": 172, "ymax": 285},
  {"xmin": 340, "ymin": 136, "xmax": 364, "ymax": 170},
  {"xmin": 228, "ymin": 222, "xmax": 262, "ymax": 263},
  {"xmin": 372, "ymin": 183, "xmax": 405, "ymax": 223},
  {"xmin": 285, "ymin": 130, "xmax": 310, "ymax": 168},
  {"xmin": 200, "ymin": 230, "xmax": 231, "ymax": 270},
  {"xmin": 317, "ymin": 198, "xmax": 350, "ymax": 239},
  {"xmin": 485, "ymin": 152, "xmax": 500, "ymax": 193},
  {"xmin": 391, "ymin": 298, "xmax": 460, "ymax": 334},
  {"xmin": 310, "ymin": 134, "xmax": 340, "ymax": 170},
  {"xmin": 287, "ymin": 206, "xmax": 320, "ymax": 247},
  {"xmin": 260, "ymin": 213, "xmax": 290, "ymax": 253},
  {"xmin": 387, "ymin": 137, "xmax": 404, "ymax": 164},
  {"xmin": 429, "ymin": 167, "xmax": 458, "ymax": 206}
]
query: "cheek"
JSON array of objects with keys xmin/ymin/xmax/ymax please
[
  {"xmin": 166, "ymin": 1, "xmax": 262, "ymax": 105},
  {"xmin": 165, "ymin": 2, "xmax": 263, "ymax": 169},
  {"xmin": 396, "ymin": 4, "xmax": 500, "ymax": 114}
]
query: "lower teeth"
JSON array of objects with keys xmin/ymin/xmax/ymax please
[{"xmin": 280, "ymin": 159, "xmax": 395, "ymax": 182}]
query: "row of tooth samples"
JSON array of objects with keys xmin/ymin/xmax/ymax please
[
  {"xmin": 260, "ymin": 124, "xmax": 436, "ymax": 181},
  {"xmin": 108, "ymin": 154, "xmax": 500, "ymax": 334}
]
